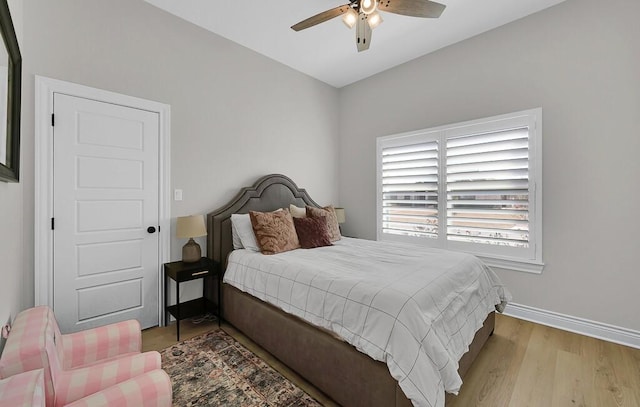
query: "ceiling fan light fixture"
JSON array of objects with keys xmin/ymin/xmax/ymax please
[
  {"xmin": 367, "ymin": 11, "xmax": 383, "ymax": 29},
  {"xmin": 360, "ymin": 0, "xmax": 377, "ymax": 15},
  {"xmin": 342, "ymin": 8, "xmax": 358, "ymax": 29}
]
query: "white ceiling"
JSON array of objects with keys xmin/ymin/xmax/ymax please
[{"xmin": 145, "ymin": 0, "xmax": 566, "ymax": 88}]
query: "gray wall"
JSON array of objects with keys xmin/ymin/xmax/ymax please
[
  {"xmin": 339, "ymin": 0, "xmax": 640, "ymax": 331},
  {"xmin": 0, "ymin": 0, "xmax": 340, "ymax": 338}
]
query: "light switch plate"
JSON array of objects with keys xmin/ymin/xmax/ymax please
[{"xmin": 174, "ymin": 189, "xmax": 183, "ymax": 201}]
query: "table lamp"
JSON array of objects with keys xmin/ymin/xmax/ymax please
[
  {"xmin": 335, "ymin": 207, "xmax": 346, "ymax": 234},
  {"xmin": 176, "ymin": 215, "xmax": 207, "ymax": 263}
]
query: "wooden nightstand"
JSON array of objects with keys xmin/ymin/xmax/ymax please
[{"xmin": 164, "ymin": 257, "xmax": 220, "ymax": 340}]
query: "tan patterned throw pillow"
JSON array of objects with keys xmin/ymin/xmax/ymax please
[
  {"xmin": 306, "ymin": 205, "xmax": 341, "ymax": 242},
  {"xmin": 249, "ymin": 209, "xmax": 300, "ymax": 255}
]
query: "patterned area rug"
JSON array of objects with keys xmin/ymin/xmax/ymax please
[{"xmin": 160, "ymin": 329, "xmax": 322, "ymax": 407}]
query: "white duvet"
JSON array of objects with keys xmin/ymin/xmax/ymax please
[{"xmin": 223, "ymin": 238, "xmax": 511, "ymax": 407}]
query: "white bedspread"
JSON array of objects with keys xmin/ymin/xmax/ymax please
[{"xmin": 223, "ymin": 238, "xmax": 511, "ymax": 407}]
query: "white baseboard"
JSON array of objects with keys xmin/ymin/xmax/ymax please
[{"xmin": 503, "ymin": 302, "xmax": 640, "ymax": 350}]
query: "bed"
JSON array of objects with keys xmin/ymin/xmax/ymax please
[{"xmin": 206, "ymin": 174, "xmax": 509, "ymax": 407}]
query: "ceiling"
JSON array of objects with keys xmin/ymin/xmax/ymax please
[{"xmin": 144, "ymin": 0, "xmax": 566, "ymax": 88}]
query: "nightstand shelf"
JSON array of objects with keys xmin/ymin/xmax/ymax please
[
  {"xmin": 166, "ymin": 297, "xmax": 214, "ymax": 321},
  {"xmin": 164, "ymin": 257, "xmax": 220, "ymax": 340}
]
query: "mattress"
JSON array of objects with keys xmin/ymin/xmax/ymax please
[{"xmin": 224, "ymin": 237, "xmax": 511, "ymax": 407}]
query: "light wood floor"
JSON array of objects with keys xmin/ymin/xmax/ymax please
[{"xmin": 143, "ymin": 314, "xmax": 640, "ymax": 407}]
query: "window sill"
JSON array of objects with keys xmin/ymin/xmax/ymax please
[{"xmin": 478, "ymin": 255, "xmax": 545, "ymax": 274}]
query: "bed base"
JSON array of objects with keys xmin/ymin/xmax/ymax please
[{"xmin": 223, "ymin": 283, "xmax": 495, "ymax": 407}]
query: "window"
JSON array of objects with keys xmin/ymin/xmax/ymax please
[{"xmin": 377, "ymin": 109, "xmax": 543, "ymax": 273}]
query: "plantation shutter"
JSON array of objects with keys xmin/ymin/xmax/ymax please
[
  {"xmin": 446, "ymin": 127, "xmax": 530, "ymax": 248},
  {"xmin": 381, "ymin": 140, "xmax": 439, "ymax": 238}
]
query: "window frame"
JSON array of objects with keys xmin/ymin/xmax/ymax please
[{"xmin": 376, "ymin": 108, "xmax": 543, "ymax": 273}]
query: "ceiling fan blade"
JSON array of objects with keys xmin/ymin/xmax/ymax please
[
  {"xmin": 291, "ymin": 4, "xmax": 353, "ymax": 31},
  {"xmin": 378, "ymin": 0, "xmax": 446, "ymax": 18},
  {"xmin": 356, "ymin": 13, "xmax": 372, "ymax": 52}
]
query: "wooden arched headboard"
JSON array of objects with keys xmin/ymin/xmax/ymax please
[{"xmin": 206, "ymin": 174, "xmax": 319, "ymax": 271}]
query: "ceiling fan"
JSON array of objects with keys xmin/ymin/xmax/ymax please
[{"xmin": 291, "ymin": 0, "xmax": 446, "ymax": 52}]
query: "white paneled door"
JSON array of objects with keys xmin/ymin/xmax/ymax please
[{"xmin": 53, "ymin": 93, "xmax": 160, "ymax": 332}]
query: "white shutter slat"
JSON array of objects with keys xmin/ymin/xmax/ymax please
[
  {"xmin": 382, "ymin": 175, "xmax": 439, "ymax": 184},
  {"xmin": 382, "ymin": 151, "xmax": 438, "ymax": 163},
  {"xmin": 383, "ymin": 183, "xmax": 438, "ymax": 193},
  {"xmin": 383, "ymin": 227, "xmax": 438, "ymax": 238},
  {"xmin": 382, "ymin": 207, "xmax": 438, "ymax": 215},
  {"xmin": 447, "ymin": 169, "xmax": 528, "ymax": 183},
  {"xmin": 447, "ymin": 234, "xmax": 529, "ymax": 248},
  {"xmin": 447, "ymin": 128, "xmax": 528, "ymax": 148},
  {"xmin": 448, "ymin": 199, "xmax": 527, "ymax": 206},
  {"xmin": 382, "ymin": 143, "xmax": 438, "ymax": 156},
  {"xmin": 448, "ymin": 140, "xmax": 528, "ymax": 158},
  {"xmin": 384, "ymin": 199, "xmax": 438, "ymax": 205},
  {"xmin": 448, "ymin": 218, "xmax": 529, "ymax": 228},
  {"xmin": 447, "ymin": 148, "xmax": 528, "ymax": 166},
  {"xmin": 448, "ymin": 208, "xmax": 528, "ymax": 218},
  {"xmin": 447, "ymin": 225, "xmax": 529, "ymax": 238},
  {"xmin": 383, "ymin": 167, "xmax": 438, "ymax": 177},
  {"xmin": 447, "ymin": 189, "xmax": 527, "ymax": 198},
  {"xmin": 447, "ymin": 179, "xmax": 529, "ymax": 191},
  {"xmin": 383, "ymin": 159, "xmax": 439, "ymax": 170},
  {"xmin": 383, "ymin": 213, "xmax": 438, "ymax": 222},
  {"xmin": 447, "ymin": 158, "xmax": 528, "ymax": 174}
]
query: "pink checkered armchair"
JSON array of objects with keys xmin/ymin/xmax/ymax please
[{"xmin": 0, "ymin": 306, "xmax": 171, "ymax": 407}]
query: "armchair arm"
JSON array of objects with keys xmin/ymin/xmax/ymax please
[
  {"xmin": 54, "ymin": 351, "xmax": 161, "ymax": 407},
  {"xmin": 62, "ymin": 320, "xmax": 142, "ymax": 369},
  {"xmin": 63, "ymin": 369, "xmax": 171, "ymax": 407}
]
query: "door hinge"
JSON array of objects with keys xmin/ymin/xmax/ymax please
[
  {"xmin": 51, "ymin": 113, "xmax": 55, "ymax": 127},
  {"xmin": 158, "ymin": 225, "xmax": 161, "ymax": 232},
  {"xmin": 51, "ymin": 218, "xmax": 55, "ymax": 230}
]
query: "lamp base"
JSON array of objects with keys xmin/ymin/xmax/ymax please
[{"xmin": 182, "ymin": 238, "xmax": 201, "ymax": 263}]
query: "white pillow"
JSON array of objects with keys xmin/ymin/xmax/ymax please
[
  {"xmin": 231, "ymin": 216, "xmax": 244, "ymax": 249},
  {"xmin": 231, "ymin": 214, "xmax": 259, "ymax": 251},
  {"xmin": 231, "ymin": 209, "xmax": 283, "ymax": 252},
  {"xmin": 289, "ymin": 204, "xmax": 306, "ymax": 218}
]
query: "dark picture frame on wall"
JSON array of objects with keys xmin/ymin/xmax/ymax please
[{"xmin": 0, "ymin": 0, "xmax": 21, "ymax": 182}]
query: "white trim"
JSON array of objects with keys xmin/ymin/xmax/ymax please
[
  {"xmin": 503, "ymin": 302, "xmax": 640, "ymax": 350},
  {"xmin": 34, "ymin": 76, "xmax": 171, "ymax": 327},
  {"xmin": 480, "ymin": 256, "xmax": 544, "ymax": 274}
]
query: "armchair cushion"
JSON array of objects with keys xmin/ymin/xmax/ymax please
[
  {"xmin": 61, "ymin": 320, "xmax": 141, "ymax": 369},
  {"xmin": 54, "ymin": 352, "xmax": 162, "ymax": 407},
  {"xmin": 0, "ymin": 369, "xmax": 45, "ymax": 407},
  {"xmin": 64, "ymin": 369, "xmax": 171, "ymax": 407}
]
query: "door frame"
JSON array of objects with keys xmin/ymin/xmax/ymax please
[{"xmin": 34, "ymin": 76, "xmax": 171, "ymax": 327}]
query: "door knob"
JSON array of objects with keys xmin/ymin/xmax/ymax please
[{"xmin": 147, "ymin": 226, "xmax": 156, "ymax": 234}]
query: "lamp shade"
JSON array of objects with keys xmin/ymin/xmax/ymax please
[
  {"xmin": 334, "ymin": 207, "xmax": 346, "ymax": 224},
  {"xmin": 342, "ymin": 8, "xmax": 358, "ymax": 29},
  {"xmin": 176, "ymin": 215, "xmax": 207, "ymax": 239},
  {"xmin": 367, "ymin": 11, "xmax": 383, "ymax": 29}
]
